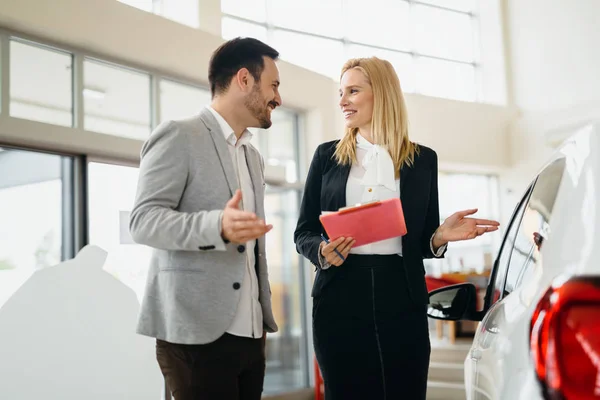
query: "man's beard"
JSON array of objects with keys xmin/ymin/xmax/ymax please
[{"xmin": 244, "ymin": 84, "xmax": 272, "ymax": 129}]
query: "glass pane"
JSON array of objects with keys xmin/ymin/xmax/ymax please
[
  {"xmin": 490, "ymin": 189, "xmax": 529, "ymax": 304},
  {"xmin": 0, "ymin": 148, "xmax": 67, "ymax": 308},
  {"xmin": 415, "ymin": 57, "xmax": 475, "ymax": 102},
  {"xmin": 345, "ymin": 0, "xmax": 410, "ymax": 51},
  {"xmin": 417, "ymin": 0, "xmax": 476, "ymax": 12},
  {"xmin": 413, "ymin": 4, "xmax": 474, "ymax": 62},
  {"xmin": 346, "ymin": 44, "xmax": 415, "ymax": 93},
  {"xmin": 247, "ymin": 127, "xmax": 264, "ymax": 155},
  {"xmin": 0, "ymin": 39, "xmax": 2, "ymax": 115},
  {"xmin": 221, "ymin": 17, "xmax": 268, "ymax": 42},
  {"xmin": 438, "ymin": 174, "xmax": 499, "ymax": 238},
  {"xmin": 270, "ymin": 0, "xmax": 343, "ymax": 38},
  {"xmin": 221, "ymin": 0, "xmax": 266, "ymax": 23},
  {"xmin": 160, "ymin": 0, "xmax": 200, "ymax": 28},
  {"xmin": 252, "ymin": 109, "xmax": 298, "ymax": 183},
  {"xmin": 159, "ymin": 80, "xmax": 211, "ymax": 122},
  {"xmin": 10, "ymin": 40, "xmax": 73, "ymax": 127},
  {"xmin": 427, "ymin": 173, "xmax": 500, "ymax": 275},
  {"xmin": 263, "ymin": 188, "xmax": 306, "ymax": 395},
  {"xmin": 118, "ymin": 0, "xmax": 154, "ymax": 12},
  {"xmin": 87, "ymin": 162, "xmax": 153, "ymax": 303},
  {"xmin": 272, "ymin": 30, "xmax": 344, "ymax": 79},
  {"xmin": 268, "ymin": 110, "xmax": 296, "ymax": 174},
  {"xmin": 504, "ymin": 159, "xmax": 566, "ymax": 294},
  {"xmin": 84, "ymin": 59, "xmax": 151, "ymax": 139}
]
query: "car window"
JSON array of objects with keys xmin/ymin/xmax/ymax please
[
  {"xmin": 504, "ymin": 158, "xmax": 566, "ymax": 294},
  {"xmin": 487, "ymin": 187, "xmax": 530, "ymax": 306}
]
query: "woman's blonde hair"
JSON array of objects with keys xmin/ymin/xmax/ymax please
[{"xmin": 333, "ymin": 57, "xmax": 418, "ymax": 176}]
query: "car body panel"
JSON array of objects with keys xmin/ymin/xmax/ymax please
[{"xmin": 464, "ymin": 123, "xmax": 600, "ymax": 400}]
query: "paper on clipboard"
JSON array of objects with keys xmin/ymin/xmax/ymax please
[{"xmin": 319, "ymin": 197, "xmax": 407, "ymax": 247}]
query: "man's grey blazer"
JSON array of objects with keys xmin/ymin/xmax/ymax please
[{"xmin": 130, "ymin": 107, "xmax": 278, "ymax": 345}]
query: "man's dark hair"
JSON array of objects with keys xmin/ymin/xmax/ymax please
[{"xmin": 208, "ymin": 37, "xmax": 279, "ymax": 98}]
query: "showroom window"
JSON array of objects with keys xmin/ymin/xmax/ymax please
[
  {"xmin": 263, "ymin": 187, "xmax": 308, "ymax": 394},
  {"xmin": 0, "ymin": 147, "xmax": 76, "ymax": 308},
  {"xmin": 425, "ymin": 172, "xmax": 501, "ymax": 276},
  {"xmin": 9, "ymin": 40, "xmax": 73, "ymax": 127},
  {"xmin": 0, "ymin": 31, "xmax": 308, "ymax": 397},
  {"xmin": 159, "ymin": 79, "xmax": 212, "ymax": 122},
  {"xmin": 222, "ymin": 0, "xmax": 480, "ymax": 101},
  {"xmin": 87, "ymin": 161, "xmax": 152, "ymax": 304},
  {"xmin": 83, "ymin": 59, "xmax": 152, "ymax": 139}
]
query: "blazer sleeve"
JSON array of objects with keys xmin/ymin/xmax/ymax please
[
  {"xmin": 294, "ymin": 145, "xmax": 325, "ymax": 268},
  {"xmin": 421, "ymin": 149, "xmax": 447, "ymax": 259},
  {"xmin": 129, "ymin": 121, "xmax": 226, "ymax": 251}
]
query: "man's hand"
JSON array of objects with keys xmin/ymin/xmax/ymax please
[{"xmin": 222, "ymin": 190, "xmax": 272, "ymax": 243}]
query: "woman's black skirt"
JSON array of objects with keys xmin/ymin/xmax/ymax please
[{"xmin": 312, "ymin": 254, "xmax": 431, "ymax": 400}]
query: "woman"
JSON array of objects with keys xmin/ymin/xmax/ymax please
[{"xmin": 293, "ymin": 57, "xmax": 499, "ymax": 400}]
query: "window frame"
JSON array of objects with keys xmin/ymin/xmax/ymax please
[
  {"xmin": 0, "ymin": 29, "xmax": 310, "ymax": 398},
  {"xmin": 8, "ymin": 38, "xmax": 75, "ymax": 127},
  {"xmin": 220, "ymin": 0, "xmax": 480, "ymax": 100},
  {"xmin": 483, "ymin": 155, "xmax": 568, "ymax": 311},
  {"xmin": 482, "ymin": 184, "xmax": 532, "ymax": 310},
  {"xmin": 502, "ymin": 157, "xmax": 567, "ymax": 296},
  {"xmin": 0, "ymin": 144, "xmax": 83, "ymax": 264}
]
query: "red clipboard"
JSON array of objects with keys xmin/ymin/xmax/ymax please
[{"xmin": 319, "ymin": 197, "xmax": 407, "ymax": 247}]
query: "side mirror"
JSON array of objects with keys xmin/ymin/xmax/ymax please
[{"xmin": 427, "ymin": 283, "xmax": 482, "ymax": 321}]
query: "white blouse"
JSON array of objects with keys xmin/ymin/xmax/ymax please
[
  {"xmin": 317, "ymin": 135, "xmax": 446, "ymax": 269},
  {"xmin": 346, "ymin": 134, "xmax": 403, "ymax": 255}
]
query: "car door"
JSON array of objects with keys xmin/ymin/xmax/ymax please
[{"xmin": 467, "ymin": 158, "xmax": 567, "ymax": 400}]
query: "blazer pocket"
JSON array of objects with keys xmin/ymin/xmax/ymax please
[{"xmin": 162, "ymin": 252, "xmax": 206, "ymax": 273}]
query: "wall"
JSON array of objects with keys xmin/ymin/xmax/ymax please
[
  {"xmin": 0, "ymin": 245, "xmax": 163, "ymax": 399},
  {"xmin": 0, "ymin": 0, "xmax": 514, "ymax": 174},
  {"xmin": 501, "ymin": 0, "xmax": 600, "ymax": 217}
]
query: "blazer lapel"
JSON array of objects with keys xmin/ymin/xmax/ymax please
[
  {"xmin": 336, "ymin": 163, "xmax": 351, "ymax": 209},
  {"xmin": 400, "ymin": 161, "xmax": 413, "ymax": 248},
  {"xmin": 243, "ymin": 146, "xmax": 265, "ymax": 218},
  {"xmin": 399, "ymin": 162, "xmax": 413, "ymax": 198},
  {"xmin": 199, "ymin": 108, "xmax": 238, "ymax": 196}
]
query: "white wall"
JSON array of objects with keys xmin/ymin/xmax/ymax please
[
  {"xmin": 0, "ymin": 245, "xmax": 162, "ymax": 399},
  {"xmin": 501, "ymin": 0, "xmax": 600, "ymax": 215},
  {"xmin": 0, "ymin": 0, "xmax": 513, "ymax": 173},
  {"xmin": 506, "ymin": 0, "xmax": 600, "ymax": 113}
]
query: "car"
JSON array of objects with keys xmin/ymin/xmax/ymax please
[{"xmin": 427, "ymin": 122, "xmax": 600, "ymax": 400}]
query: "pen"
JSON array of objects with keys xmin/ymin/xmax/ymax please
[{"xmin": 320, "ymin": 233, "xmax": 346, "ymax": 261}]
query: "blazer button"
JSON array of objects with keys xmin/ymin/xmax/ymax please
[
  {"xmin": 233, "ymin": 282, "xmax": 241, "ymax": 290},
  {"xmin": 237, "ymin": 245, "xmax": 245, "ymax": 253}
]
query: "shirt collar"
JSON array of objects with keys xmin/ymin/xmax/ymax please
[
  {"xmin": 355, "ymin": 133, "xmax": 397, "ymax": 191},
  {"xmin": 206, "ymin": 106, "xmax": 253, "ymax": 147},
  {"xmin": 356, "ymin": 133, "xmax": 373, "ymax": 150}
]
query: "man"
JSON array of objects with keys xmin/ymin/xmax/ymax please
[{"xmin": 129, "ymin": 37, "xmax": 281, "ymax": 400}]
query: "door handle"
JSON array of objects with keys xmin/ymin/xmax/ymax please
[{"xmin": 470, "ymin": 348, "xmax": 482, "ymax": 361}]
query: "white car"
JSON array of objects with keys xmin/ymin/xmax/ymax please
[{"xmin": 427, "ymin": 123, "xmax": 600, "ymax": 400}]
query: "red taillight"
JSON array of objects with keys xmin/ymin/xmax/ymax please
[{"xmin": 530, "ymin": 276, "xmax": 600, "ymax": 400}]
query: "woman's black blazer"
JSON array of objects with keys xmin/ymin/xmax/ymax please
[{"xmin": 293, "ymin": 140, "xmax": 446, "ymax": 306}]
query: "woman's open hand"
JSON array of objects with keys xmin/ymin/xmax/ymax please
[{"xmin": 435, "ymin": 208, "xmax": 500, "ymax": 247}]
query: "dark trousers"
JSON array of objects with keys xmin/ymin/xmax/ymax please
[
  {"xmin": 313, "ymin": 254, "xmax": 431, "ymax": 400},
  {"xmin": 156, "ymin": 333, "xmax": 265, "ymax": 400}
]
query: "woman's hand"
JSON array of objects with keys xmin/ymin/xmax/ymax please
[
  {"xmin": 320, "ymin": 237, "xmax": 356, "ymax": 267},
  {"xmin": 434, "ymin": 208, "xmax": 500, "ymax": 248}
]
